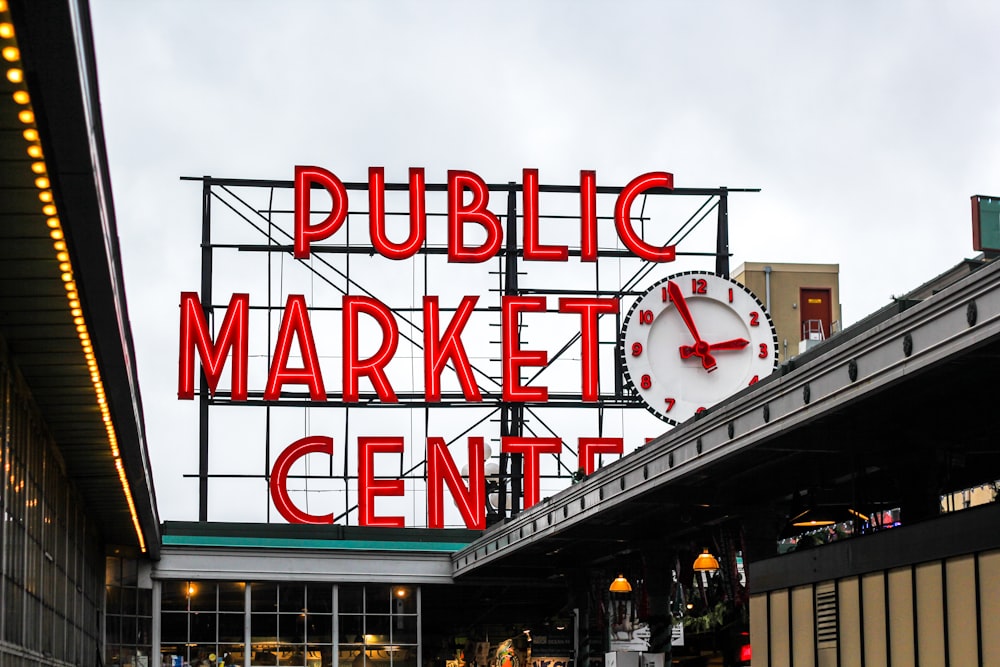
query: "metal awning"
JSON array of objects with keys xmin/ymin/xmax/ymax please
[{"xmin": 2, "ymin": 0, "xmax": 159, "ymax": 556}]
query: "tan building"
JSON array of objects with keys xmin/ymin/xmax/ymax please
[{"xmin": 733, "ymin": 262, "xmax": 841, "ymax": 362}]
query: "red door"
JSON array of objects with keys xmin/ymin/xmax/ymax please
[{"xmin": 800, "ymin": 288, "xmax": 832, "ymax": 341}]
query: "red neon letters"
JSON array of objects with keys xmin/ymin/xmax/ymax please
[
  {"xmin": 268, "ymin": 435, "xmax": 614, "ymax": 528},
  {"xmin": 292, "ymin": 167, "xmax": 675, "ymax": 261}
]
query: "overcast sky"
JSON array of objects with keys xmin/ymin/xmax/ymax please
[{"xmin": 88, "ymin": 1, "xmax": 1000, "ymax": 522}]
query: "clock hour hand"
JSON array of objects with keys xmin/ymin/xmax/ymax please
[
  {"xmin": 666, "ymin": 280, "xmax": 717, "ymax": 371},
  {"xmin": 679, "ymin": 338, "xmax": 750, "ymax": 356}
]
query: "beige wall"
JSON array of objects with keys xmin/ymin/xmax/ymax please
[
  {"xmin": 733, "ymin": 263, "xmax": 841, "ymax": 363},
  {"xmin": 750, "ymin": 547, "xmax": 1000, "ymax": 667}
]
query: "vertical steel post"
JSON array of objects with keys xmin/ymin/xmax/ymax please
[
  {"xmin": 198, "ymin": 177, "xmax": 212, "ymax": 522},
  {"xmin": 716, "ymin": 188, "xmax": 730, "ymax": 278},
  {"xmin": 501, "ymin": 184, "xmax": 523, "ymax": 518}
]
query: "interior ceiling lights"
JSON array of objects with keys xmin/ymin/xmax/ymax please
[{"xmin": 1, "ymin": 7, "xmax": 146, "ymax": 552}]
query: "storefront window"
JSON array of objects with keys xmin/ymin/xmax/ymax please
[{"xmin": 158, "ymin": 582, "xmax": 418, "ymax": 667}]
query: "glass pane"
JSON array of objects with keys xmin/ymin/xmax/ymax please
[
  {"xmin": 279, "ymin": 584, "xmax": 305, "ymax": 614},
  {"xmin": 251, "ymin": 612, "xmax": 278, "ymax": 642},
  {"xmin": 339, "ymin": 615, "xmax": 363, "ymax": 644},
  {"xmin": 339, "ymin": 585, "xmax": 363, "ymax": 614},
  {"xmin": 252, "ymin": 643, "xmax": 279, "ymax": 665},
  {"xmin": 365, "ymin": 585, "xmax": 391, "ymax": 614},
  {"xmin": 161, "ymin": 612, "xmax": 188, "ymax": 643},
  {"xmin": 281, "ymin": 645, "xmax": 307, "ymax": 666},
  {"xmin": 105, "ymin": 557, "xmax": 121, "ymax": 586},
  {"xmin": 307, "ymin": 645, "xmax": 334, "ymax": 667},
  {"xmin": 219, "ymin": 582, "xmax": 246, "ymax": 611},
  {"xmin": 307, "ymin": 614, "xmax": 333, "ymax": 643},
  {"xmin": 122, "ymin": 616, "xmax": 137, "ymax": 647},
  {"xmin": 122, "ymin": 587, "xmax": 137, "ymax": 615},
  {"xmin": 122, "ymin": 558, "xmax": 138, "ymax": 586},
  {"xmin": 252, "ymin": 583, "xmax": 278, "ymax": 613},
  {"xmin": 161, "ymin": 581, "xmax": 191, "ymax": 611},
  {"xmin": 307, "ymin": 585, "xmax": 332, "ymax": 614},
  {"xmin": 219, "ymin": 612, "xmax": 245, "ymax": 643},
  {"xmin": 370, "ymin": 614, "xmax": 391, "ymax": 639},
  {"xmin": 106, "ymin": 585, "xmax": 122, "ymax": 615},
  {"xmin": 390, "ymin": 586, "xmax": 416, "ymax": 615},
  {"xmin": 280, "ymin": 612, "xmax": 306, "ymax": 643},
  {"xmin": 137, "ymin": 588, "xmax": 152, "ymax": 617},
  {"xmin": 390, "ymin": 615, "xmax": 417, "ymax": 645},
  {"xmin": 219, "ymin": 644, "xmax": 245, "ymax": 666},
  {"xmin": 190, "ymin": 581, "xmax": 217, "ymax": 612},
  {"xmin": 190, "ymin": 644, "xmax": 217, "ymax": 667},
  {"xmin": 191, "ymin": 611, "xmax": 217, "ymax": 643}
]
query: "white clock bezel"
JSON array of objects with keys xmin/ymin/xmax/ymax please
[{"xmin": 621, "ymin": 270, "xmax": 778, "ymax": 425}]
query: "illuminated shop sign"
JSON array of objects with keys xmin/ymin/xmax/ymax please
[{"xmin": 178, "ymin": 167, "xmax": 746, "ymax": 529}]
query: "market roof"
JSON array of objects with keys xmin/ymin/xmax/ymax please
[
  {"xmin": 452, "ymin": 254, "xmax": 1000, "ymax": 581},
  {"xmin": 1, "ymin": 0, "xmax": 159, "ymax": 556}
]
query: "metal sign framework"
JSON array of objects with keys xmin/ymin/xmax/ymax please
[{"xmin": 184, "ymin": 173, "xmax": 757, "ymax": 524}]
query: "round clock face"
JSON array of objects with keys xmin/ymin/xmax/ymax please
[{"xmin": 621, "ymin": 271, "xmax": 778, "ymax": 424}]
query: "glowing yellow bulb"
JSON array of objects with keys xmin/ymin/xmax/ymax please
[
  {"xmin": 71, "ymin": 308, "xmax": 81, "ymax": 316},
  {"xmin": 58, "ymin": 252, "xmax": 69, "ymax": 262},
  {"xmin": 35, "ymin": 176, "xmax": 50, "ymax": 189},
  {"xmin": 54, "ymin": 242, "xmax": 66, "ymax": 252},
  {"xmin": 60, "ymin": 263, "xmax": 72, "ymax": 273},
  {"xmin": 13, "ymin": 90, "xmax": 28, "ymax": 104},
  {"xmin": 46, "ymin": 217, "xmax": 60, "ymax": 228},
  {"xmin": 2, "ymin": 46, "xmax": 18, "ymax": 62},
  {"xmin": 27, "ymin": 145, "xmax": 42, "ymax": 158},
  {"xmin": 0, "ymin": 3, "xmax": 8, "ymax": 15},
  {"xmin": 0, "ymin": 23, "xmax": 13, "ymax": 39},
  {"xmin": 49, "ymin": 229, "xmax": 63, "ymax": 240},
  {"xmin": 6, "ymin": 67, "xmax": 23, "ymax": 84},
  {"xmin": 34, "ymin": 163, "xmax": 48, "ymax": 176},
  {"xmin": 21, "ymin": 129, "xmax": 37, "ymax": 144},
  {"xmin": 18, "ymin": 110, "xmax": 33, "ymax": 125},
  {"xmin": 38, "ymin": 190, "xmax": 52, "ymax": 203}
]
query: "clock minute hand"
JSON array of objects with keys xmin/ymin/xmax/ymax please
[{"xmin": 666, "ymin": 280, "xmax": 717, "ymax": 371}]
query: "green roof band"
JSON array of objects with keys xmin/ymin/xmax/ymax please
[{"xmin": 162, "ymin": 534, "xmax": 469, "ymax": 552}]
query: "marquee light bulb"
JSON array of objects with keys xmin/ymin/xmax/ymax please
[
  {"xmin": 34, "ymin": 163, "xmax": 48, "ymax": 175},
  {"xmin": 19, "ymin": 109, "xmax": 34, "ymax": 124},
  {"xmin": 27, "ymin": 145, "xmax": 42, "ymax": 158},
  {"xmin": 7, "ymin": 67, "xmax": 23, "ymax": 83},
  {"xmin": 12, "ymin": 90, "xmax": 28, "ymax": 104},
  {"xmin": 0, "ymin": 23, "xmax": 14, "ymax": 39},
  {"xmin": 2, "ymin": 46, "xmax": 18, "ymax": 62}
]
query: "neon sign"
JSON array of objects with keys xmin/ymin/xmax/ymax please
[{"xmin": 178, "ymin": 167, "xmax": 744, "ymax": 529}]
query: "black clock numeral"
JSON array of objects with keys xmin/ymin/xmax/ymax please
[
  {"xmin": 639, "ymin": 309, "xmax": 654, "ymax": 324},
  {"xmin": 758, "ymin": 343, "xmax": 768, "ymax": 358},
  {"xmin": 640, "ymin": 374, "xmax": 652, "ymax": 389},
  {"xmin": 691, "ymin": 278, "xmax": 707, "ymax": 295},
  {"xmin": 749, "ymin": 311, "xmax": 759, "ymax": 327},
  {"xmin": 631, "ymin": 342, "xmax": 643, "ymax": 357},
  {"xmin": 664, "ymin": 398, "xmax": 675, "ymax": 412}
]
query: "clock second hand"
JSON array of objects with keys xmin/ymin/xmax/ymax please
[{"xmin": 666, "ymin": 280, "xmax": 718, "ymax": 372}]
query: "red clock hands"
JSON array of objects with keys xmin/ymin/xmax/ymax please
[{"xmin": 666, "ymin": 280, "xmax": 718, "ymax": 371}]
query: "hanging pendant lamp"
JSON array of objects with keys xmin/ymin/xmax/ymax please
[
  {"xmin": 692, "ymin": 549, "xmax": 720, "ymax": 572},
  {"xmin": 609, "ymin": 573, "xmax": 632, "ymax": 593}
]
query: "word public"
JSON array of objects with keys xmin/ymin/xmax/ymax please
[{"xmin": 179, "ymin": 166, "xmax": 677, "ymax": 528}]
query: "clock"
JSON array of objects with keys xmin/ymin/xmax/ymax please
[{"xmin": 621, "ymin": 271, "xmax": 778, "ymax": 424}]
